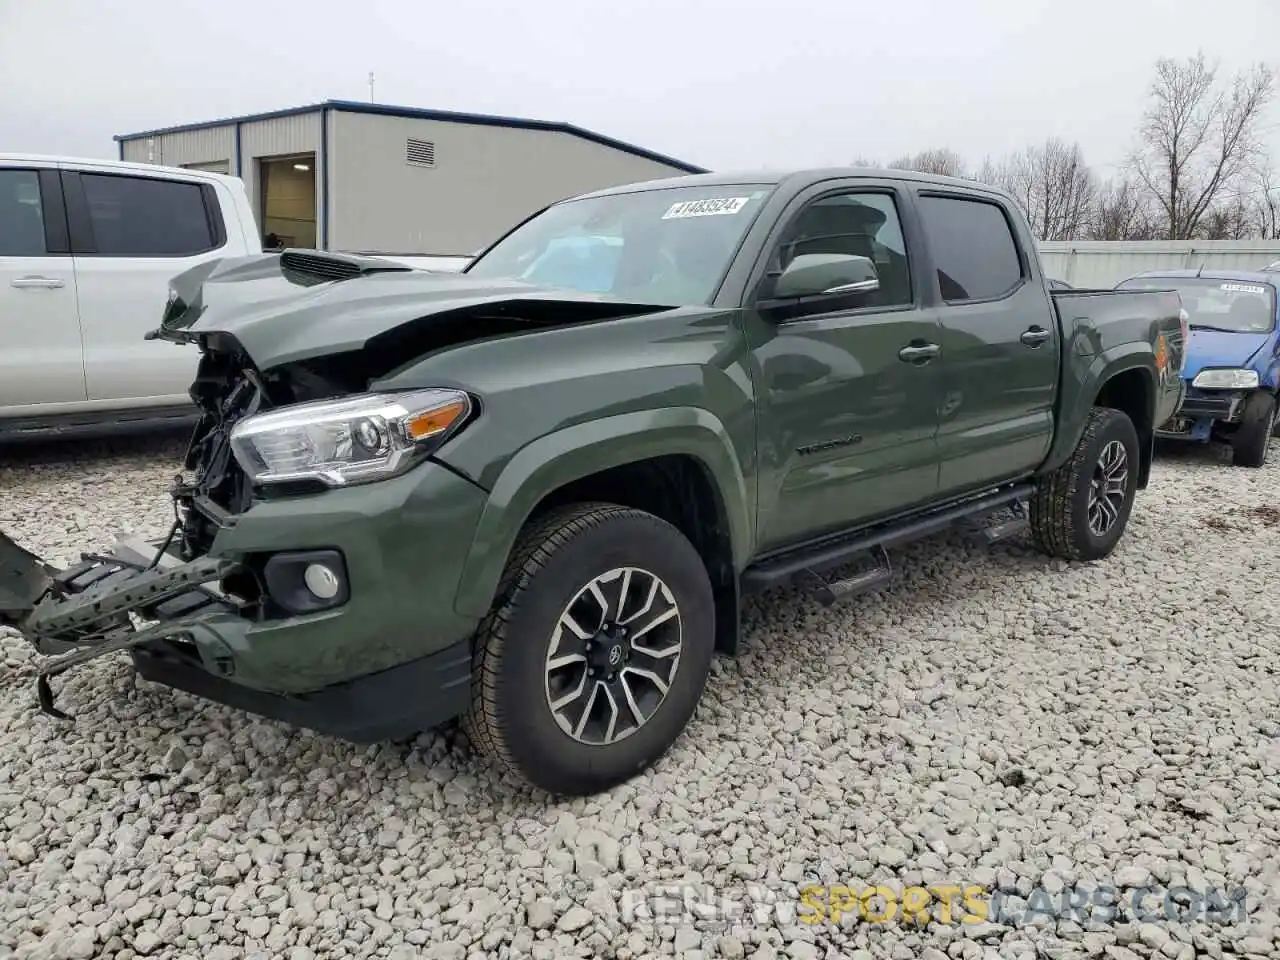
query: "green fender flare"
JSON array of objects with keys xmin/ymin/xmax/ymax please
[{"xmin": 452, "ymin": 407, "xmax": 753, "ymax": 620}]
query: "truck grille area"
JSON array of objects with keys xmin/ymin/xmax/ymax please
[{"xmin": 173, "ymin": 361, "xmax": 261, "ymax": 561}]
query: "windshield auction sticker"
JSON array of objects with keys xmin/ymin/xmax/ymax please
[
  {"xmin": 662, "ymin": 197, "xmax": 751, "ymax": 219},
  {"xmin": 1219, "ymin": 283, "xmax": 1268, "ymax": 295}
]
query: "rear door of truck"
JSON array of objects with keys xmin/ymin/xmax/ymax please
[
  {"xmin": 909, "ymin": 187, "xmax": 1060, "ymax": 498},
  {"xmin": 61, "ymin": 163, "xmax": 234, "ymax": 409}
]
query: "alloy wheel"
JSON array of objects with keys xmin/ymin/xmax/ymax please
[
  {"xmin": 1087, "ymin": 439, "xmax": 1129, "ymax": 536},
  {"xmin": 543, "ymin": 567, "xmax": 683, "ymax": 745}
]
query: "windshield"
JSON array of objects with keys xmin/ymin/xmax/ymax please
[
  {"xmin": 1117, "ymin": 276, "xmax": 1277, "ymax": 333},
  {"xmin": 464, "ymin": 184, "xmax": 774, "ymax": 305}
]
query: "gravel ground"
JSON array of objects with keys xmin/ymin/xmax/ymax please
[{"xmin": 1, "ymin": 433, "xmax": 1278, "ymax": 960}]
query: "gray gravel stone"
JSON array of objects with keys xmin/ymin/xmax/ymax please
[{"xmin": 1, "ymin": 430, "xmax": 1277, "ymax": 960}]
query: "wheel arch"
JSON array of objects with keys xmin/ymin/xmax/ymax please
[
  {"xmin": 452, "ymin": 408, "xmax": 752, "ymax": 654},
  {"xmin": 1045, "ymin": 349, "xmax": 1156, "ymax": 489},
  {"xmin": 1092, "ymin": 366, "xmax": 1156, "ymax": 489}
]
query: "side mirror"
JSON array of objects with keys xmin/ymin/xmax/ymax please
[{"xmin": 771, "ymin": 253, "xmax": 880, "ymax": 300}]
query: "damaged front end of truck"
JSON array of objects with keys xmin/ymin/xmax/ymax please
[{"xmin": 0, "ymin": 248, "xmax": 673, "ymax": 729}]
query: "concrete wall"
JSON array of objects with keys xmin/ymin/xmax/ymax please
[
  {"xmin": 1039, "ymin": 240, "xmax": 1280, "ymax": 288},
  {"xmin": 326, "ymin": 110, "xmax": 693, "ymax": 255}
]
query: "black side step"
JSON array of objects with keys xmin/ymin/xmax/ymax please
[
  {"xmin": 798, "ymin": 545, "xmax": 893, "ymax": 606},
  {"xmin": 743, "ymin": 482, "xmax": 1035, "ymax": 594},
  {"xmin": 961, "ymin": 501, "xmax": 1031, "ymax": 545}
]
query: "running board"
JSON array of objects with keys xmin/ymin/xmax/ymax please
[
  {"xmin": 742, "ymin": 483, "xmax": 1035, "ymax": 594},
  {"xmin": 961, "ymin": 509, "xmax": 1030, "ymax": 546},
  {"xmin": 798, "ymin": 545, "xmax": 893, "ymax": 606}
]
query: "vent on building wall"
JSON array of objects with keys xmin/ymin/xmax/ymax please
[{"xmin": 406, "ymin": 138, "xmax": 436, "ymax": 167}]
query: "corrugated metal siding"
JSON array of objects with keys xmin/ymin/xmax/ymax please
[
  {"xmin": 239, "ymin": 112, "xmax": 323, "ymax": 243},
  {"xmin": 327, "ymin": 110, "xmax": 694, "ymax": 255},
  {"xmin": 119, "ymin": 125, "xmax": 235, "ymax": 169},
  {"xmin": 1039, "ymin": 240, "xmax": 1280, "ymax": 288}
]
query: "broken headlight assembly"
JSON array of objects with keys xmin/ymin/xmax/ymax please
[{"xmin": 229, "ymin": 388, "xmax": 475, "ymax": 488}]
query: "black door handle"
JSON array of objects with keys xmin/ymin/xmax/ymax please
[
  {"xmin": 898, "ymin": 342, "xmax": 941, "ymax": 364},
  {"xmin": 1021, "ymin": 326, "xmax": 1051, "ymax": 347}
]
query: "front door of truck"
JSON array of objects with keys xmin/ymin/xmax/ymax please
[
  {"xmin": 0, "ymin": 165, "xmax": 87, "ymax": 413},
  {"xmin": 912, "ymin": 190, "xmax": 1059, "ymax": 497},
  {"xmin": 744, "ymin": 183, "xmax": 945, "ymax": 554}
]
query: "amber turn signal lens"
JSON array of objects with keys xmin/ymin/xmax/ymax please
[{"xmin": 404, "ymin": 399, "xmax": 468, "ymax": 441}]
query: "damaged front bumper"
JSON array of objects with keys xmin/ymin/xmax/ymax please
[
  {"xmin": 1, "ymin": 529, "xmax": 239, "ymax": 719},
  {"xmin": 0, "ymin": 456, "xmax": 491, "ymax": 741}
]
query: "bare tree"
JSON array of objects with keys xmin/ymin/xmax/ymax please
[
  {"xmin": 986, "ymin": 139, "xmax": 1098, "ymax": 240},
  {"xmin": 1088, "ymin": 178, "xmax": 1159, "ymax": 240},
  {"xmin": 1199, "ymin": 197, "xmax": 1254, "ymax": 239},
  {"xmin": 1129, "ymin": 52, "xmax": 1275, "ymax": 239},
  {"xmin": 971, "ymin": 155, "xmax": 1012, "ymax": 188},
  {"xmin": 887, "ymin": 148, "xmax": 968, "ymax": 178},
  {"xmin": 1246, "ymin": 162, "xmax": 1280, "ymax": 239}
]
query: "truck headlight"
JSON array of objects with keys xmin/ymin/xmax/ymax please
[
  {"xmin": 1192, "ymin": 368, "xmax": 1259, "ymax": 389},
  {"xmin": 229, "ymin": 389, "xmax": 474, "ymax": 487}
]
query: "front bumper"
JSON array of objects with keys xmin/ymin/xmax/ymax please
[
  {"xmin": 1156, "ymin": 386, "xmax": 1250, "ymax": 440},
  {"xmin": 0, "ymin": 460, "xmax": 489, "ymax": 739}
]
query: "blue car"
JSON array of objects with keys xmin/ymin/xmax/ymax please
[{"xmin": 1116, "ymin": 269, "xmax": 1280, "ymax": 467}]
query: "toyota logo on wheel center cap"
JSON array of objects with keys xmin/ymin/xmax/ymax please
[{"xmin": 608, "ymin": 645, "xmax": 624, "ymax": 666}]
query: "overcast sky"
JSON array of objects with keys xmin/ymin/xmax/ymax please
[{"xmin": 2, "ymin": 0, "xmax": 1278, "ymax": 180}]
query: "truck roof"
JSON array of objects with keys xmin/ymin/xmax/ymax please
[
  {"xmin": 1126, "ymin": 268, "xmax": 1280, "ymax": 287},
  {"xmin": 0, "ymin": 152, "xmax": 243, "ymax": 188},
  {"xmin": 575, "ymin": 166, "xmax": 1014, "ymax": 201}
]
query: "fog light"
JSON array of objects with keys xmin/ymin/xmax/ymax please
[
  {"xmin": 261, "ymin": 549, "xmax": 350, "ymax": 615},
  {"xmin": 304, "ymin": 563, "xmax": 340, "ymax": 600}
]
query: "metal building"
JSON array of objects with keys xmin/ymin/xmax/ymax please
[{"xmin": 115, "ymin": 99, "xmax": 706, "ymax": 257}]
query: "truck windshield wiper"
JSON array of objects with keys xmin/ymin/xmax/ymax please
[{"xmin": 1188, "ymin": 323, "xmax": 1247, "ymax": 333}]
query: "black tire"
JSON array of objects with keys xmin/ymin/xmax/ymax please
[
  {"xmin": 1029, "ymin": 406, "xmax": 1140, "ymax": 562},
  {"xmin": 1232, "ymin": 391, "xmax": 1276, "ymax": 467},
  {"xmin": 462, "ymin": 502, "xmax": 715, "ymax": 796}
]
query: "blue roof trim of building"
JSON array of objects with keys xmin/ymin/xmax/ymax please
[{"xmin": 114, "ymin": 99, "xmax": 709, "ymax": 174}]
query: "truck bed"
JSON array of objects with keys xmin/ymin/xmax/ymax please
[{"xmin": 1049, "ymin": 286, "xmax": 1187, "ymax": 442}]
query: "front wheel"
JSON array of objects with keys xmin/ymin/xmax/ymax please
[
  {"xmin": 1232, "ymin": 391, "xmax": 1276, "ymax": 467},
  {"xmin": 1030, "ymin": 406, "xmax": 1140, "ymax": 562},
  {"xmin": 463, "ymin": 502, "xmax": 715, "ymax": 796}
]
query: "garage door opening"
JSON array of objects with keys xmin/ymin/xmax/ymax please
[{"xmin": 259, "ymin": 153, "xmax": 317, "ymax": 250}]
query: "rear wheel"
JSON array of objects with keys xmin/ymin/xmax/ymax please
[
  {"xmin": 1232, "ymin": 391, "xmax": 1276, "ymax": 467},
  {"xmin": 463, "ymin": 502, "xmax": 715, "ymax": 796},
  {"xmin": 1030, "ymin": 406, "xmax": 1140, "ymax": 562}
]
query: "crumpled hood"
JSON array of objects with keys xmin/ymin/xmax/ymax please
[
  {"xmin": 156, "ymin": 251, "xmax": 669, "ymax": 371},
  {"xmin": 1181, "ymin": 329, "xmax": 1272, "ymax": 380}
]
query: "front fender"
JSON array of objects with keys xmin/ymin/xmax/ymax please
[
  {"xmin": 1044, "ymin": 343, "xmax": 1156, "ymax": 475},
  {"xmin": 451, "ymin": 407, "xmax": 753, "ymax": 620}
]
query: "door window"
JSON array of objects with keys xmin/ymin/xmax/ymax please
[
  {"xmin": 79, "ymin": 173, "xmax": 219, "ymax": 257},
  {"xmin": 917, "ymin": 195, "xmax": 1023, "ymax": 302},
  {"xmin": 765, "ymin": 191, "xmax": 913, "ymax": 314},
  {"xmin": 0, "ymin": 170, "xmax": 48, "ymax": 256}
]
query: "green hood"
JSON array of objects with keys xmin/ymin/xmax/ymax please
[{"xmin": 154, "ymin": 250, "xmax": 672, "ymax": 372}]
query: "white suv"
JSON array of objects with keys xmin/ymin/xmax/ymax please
[{"xmin": 0, "ymin": 154, "xmax": 262, "ymax": 439}]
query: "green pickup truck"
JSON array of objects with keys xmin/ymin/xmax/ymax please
[{"xmin": 1, "ymin": 168, "xmax": 1185, "ymax": 796}]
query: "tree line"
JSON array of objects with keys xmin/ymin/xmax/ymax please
[{"xmin": 860, "ymin": 52, "xmax": 1279, "ymax": 242}]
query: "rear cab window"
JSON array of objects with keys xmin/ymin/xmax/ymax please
[
  {"xmin": 916, "ymin": 194, "xmax": 1024, "ymax": 302},
  {"xmin": 74, "ymin": 172, "xmax": 225, "ymax": 257}
]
